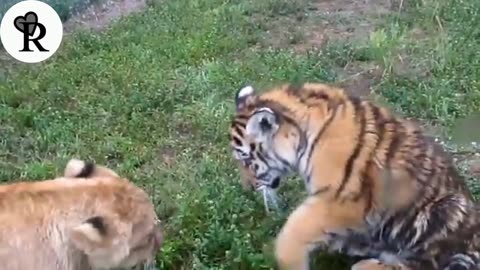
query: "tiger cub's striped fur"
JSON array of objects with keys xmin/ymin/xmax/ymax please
[{"xmin": 229, "ymin": 83, "xmax": 480, "ymax": 270}]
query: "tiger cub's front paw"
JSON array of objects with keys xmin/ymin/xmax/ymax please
[{"xmin": 351, "ymin": 259, "xmax": 407, "ymax": 270}]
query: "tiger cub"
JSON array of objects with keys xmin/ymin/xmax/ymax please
[
  {"xmin": 229, "ymin": 83, "xmax": 480, "ymax": 270},
  {"xmin": 0, "ymin": 159, "xmax": 163, "ymax": 270}
]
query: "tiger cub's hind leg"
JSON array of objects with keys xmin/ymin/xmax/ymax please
[
  {"xmin": 274, "ymin": 195, "xmax": 366, "ymax": 270},
  {"xmin": 442, "ymin": 253, "xmax": 479, "ymax": 270},
  {"xmin": 351, "ymin": 259, "xmax": 411, "ymax": 270},
  {"xmin": 351, "ymin": 251, "xmax": 480, "ymax": 270}
]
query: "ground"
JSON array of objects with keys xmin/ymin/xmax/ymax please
[{"xmin": 0, "ymin": 0, "xmax": 479, "ymax": 269}]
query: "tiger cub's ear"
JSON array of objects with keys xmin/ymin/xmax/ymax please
[
  {"xmin": 235, "ymin": 85, "xmax": 256, "ymax": 111},
  {"xmin": 246, "ymin": 107, "xmax": 279, "ymax": 142}
]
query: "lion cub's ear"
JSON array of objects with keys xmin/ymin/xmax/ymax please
[
  {"xmin": 64, "ymin": 159, "xmax": 119, "ymax": 178},
  {"xmin": 70, "ymin": 216, "xmax": 131, "ymax": 268},
  {"xmin": 71, "ymin": 216, "xmax": 108, "ymax": 245}
]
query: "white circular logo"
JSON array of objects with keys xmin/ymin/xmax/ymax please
[{"xmin": 0, "ymin": 0, "xmax": 63, "ymax": 63}]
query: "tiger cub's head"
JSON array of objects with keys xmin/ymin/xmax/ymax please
[
  {"xmin": 64, "ymin": 159, "xmax": 164, "ymax": 269},
  {"xmin": 229, "ymin": 85, "xmax": 303, "ymax": 192}
]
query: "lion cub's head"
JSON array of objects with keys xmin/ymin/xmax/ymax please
[{"xmin": 64, "ymin": 159, "xmax": 164, "ymax": 269}]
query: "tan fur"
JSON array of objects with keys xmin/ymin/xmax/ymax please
[{"xmin": 0, "ymin": 159, "xmax": 163, "ymax": 270}]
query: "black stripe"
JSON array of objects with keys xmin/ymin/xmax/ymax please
[
  {"xmin": 385, "ymin": 120, "xmax": 402, "ymax": 166},
  {"xmin": 296, "ymin": 130, "xmax": 308, "ymax": 163},
  {"xmin": 359, "ymin": 170, "xmax": 373, "ymax": 214},
  {"xmin": 395, "ymin": 193, "xmax": 441, "ymax": 248},
  {"xmin": 233, "ymin": 136, "xmax": 242, "ymax": 146},
  {"xmin": 75, "ymin": 162, "xmax": 95, "ymax": 178},
  {"xmin": 305, "ymin": 174, "xmax": 312, "ymax": 184},
  {"xmin": 286, "ymin": 83, "xmax": 304, "ymax": 95},
  {"xmin": 371, "ymin": 104, "xmax": 385, "ymax": 146},
  {"xmin": 353, "ymin": 104, "xmax": 386, "ymax": 209},
  {"xmin": 305, "ymin": 104, "xmax": 339, "ymax": 168},
  {"xmin": 234, "ymin": 119, "xmax": 246, "ymax": 128},
  {"xmin": 377, "ymin": 215, "xmax": 396, "ymax": 242},
  {"xmin": 306, "ymin": 91, "xmax": 330, "ymax": 101},
  {"xmin": 236, "ymin": 114, "xmax": 249, "ymax": 121},
  {"xmin": 256, "ymin": 172, "xmax": 269, "ymax": 180},
  {"xmin": 335, "ymin": 96, "xmax": 366, "ymax": 199},
  {"xmin": 289, "ymin": 84, "xmax": 330, "ymax": 107},
  {"xmin": 281, "ymin": 114, "xmax": 302, "ymax": 133},
  {"xmin": 256, "ymin": 152, "xmax": 269, "ymax": 165},
  {"xmin": 273, "ymin": 152, "xmax": 291, "ymax": 168},
  {"xmin": 234, "ymin": 126, "xmax": 244, "ymax": 137},
  {"xmin": 282, "ymin": 114, "xmax": 308, "ymax": 164},
  {"xmin": 311, "ymin": 185, "xmax": 330, "ymax": 196},
  {"xmin": 381, "ymin": 119, "xmax": 403, "ymax": 196},
  {"xmin": 255, "ymin": 100, "xmax": 293, "ymax": 118}
]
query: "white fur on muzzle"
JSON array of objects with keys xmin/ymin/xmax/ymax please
[{"xmin": 256, "ymin": 185, "xmax": 281, "ymax": 214}]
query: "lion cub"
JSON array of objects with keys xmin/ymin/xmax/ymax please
[{"xmin": 0, "ymin": 159, "xmax": 163, "ymax": 270}]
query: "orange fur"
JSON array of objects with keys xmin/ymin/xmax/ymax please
[
  {"xmin": 229, "ymin": 83, "xmax": 477, "ymax": 270},
  {"xmin": 0, "ymin": 159, "xmax": 163, "ymax": 270}
]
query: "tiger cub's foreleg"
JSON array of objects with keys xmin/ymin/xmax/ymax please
[
  {"xmin": 274, "ymin": 195, "xmax": 366, "ymax": 270},
  {"xmin": 351, "ymin": 259, "xmax": 412, "ymax": 270}
]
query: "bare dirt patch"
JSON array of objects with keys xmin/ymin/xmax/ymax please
[
  {"xmin": 259, "ymin": 0, "xmax": 405, "ymax": 96},
  {"xmin": 296, "ymin": 0, "xmax": 395, "ymax": 51},
  {"xmin": 261, "ymin": 0, "xmax": 398, "ymax": 52},
  {"xmin": 159, "ymin": 146, "xmax": 177, "ymax": 168},
  {"xmin": 63, "ymin": 0, "xmax": 146, "ymax": 32},
  {"xmin": 334, "ymin": 61, "xmax": 384, "ymax": 97}
]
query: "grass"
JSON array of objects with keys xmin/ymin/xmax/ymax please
[
  {"xmin": 366, "ymin": 0, "xmax": 480, "ymax": 129},
  {"xmin": 0, "ymin": 0, "xmax": 479, "ymax": 269}
]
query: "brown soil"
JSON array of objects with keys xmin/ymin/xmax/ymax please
[
  {"xmin": 333, "ymin": 61, "xmax": 384, "ymax": 97},
  {"xmin": 307, "ymin": 0, "xmax": 402, "ymax": 97},
  {"xmin": 259, "ymin": 0, "xmax": 404, "ymax": 97},
  {"xmin": 296, "ymin": 0, "xmax": 396, "ymax": 52},
  {"xmin": 63, "ymin": 0, "xmax": 146, "ymax": 32},
  {"xmin": 261, "ymin": 0, "xmax": 398, "ymax": 52},
  {"xmin": 159, "ymin": 146, "xmax": 176, "ymax": 168}
]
